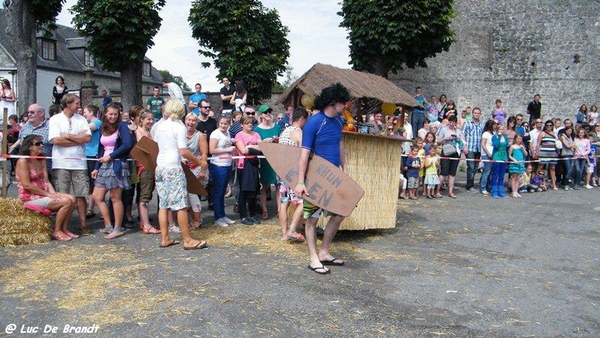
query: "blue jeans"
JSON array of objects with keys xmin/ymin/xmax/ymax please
[
  {"xmin": 573, "ymin": 158, "xmax": 587, "ymax": 187},
  {"xmin": 209, "ymin": 163, "xmax": 231, "ymax": 220},
  {"xmin": 479, "ymin": 154, "xmax": 493, "ymax": 192},
  {"xmin": 466, "ymin": 151, "xmax": 481, "ymax": 190},
  {"xmin": 561, "ymin": 157, "xmax": 573, "ymax": 186},
  {"xmin": 411, "ymin": 112, "xmax": 425, "ymax": 135}
]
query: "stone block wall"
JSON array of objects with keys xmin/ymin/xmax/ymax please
[{"xmin": 391, "ymin": 0, "xmax": 600, "ymax": 122}]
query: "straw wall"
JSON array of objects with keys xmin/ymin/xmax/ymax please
[
  {"xmin": 319, "ymin": 132, "xmax": 402, "ymax": 230},
  {"xmin": 0, "ymin": 198, "xmax": 52, "ymax": 247}
]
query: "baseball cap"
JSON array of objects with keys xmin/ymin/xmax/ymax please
[{"xmin": 257, "ymin": 105, "xmax": 272, "ymax": 115}]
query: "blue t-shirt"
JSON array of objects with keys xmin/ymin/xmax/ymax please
[
  {"xmin": 301, "ymin": 111, "xmax": 343, "ymax": 167},
  {"xmin": 85, "ymin": 119, "xmax": 102, "ymax": 157},
  {"xmin": 405, "ymin": 156, "xmax": 421, "ymax": 178},
  {"xmin": 189, "ymin": 93, "xmax": 207, "ymax": 116},
  {"xmin": 590, "ymin": 145, "xmax": 597, "ymax": 165}
]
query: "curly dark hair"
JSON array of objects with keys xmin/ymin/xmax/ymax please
[{"xmin": 313, "ymin": 83, "xmax": 351, "ymax": 110}]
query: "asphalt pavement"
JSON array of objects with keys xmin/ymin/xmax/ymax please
[{"xmin": 0, "ymin": 170, "xmax": 599, "ymax": 337}]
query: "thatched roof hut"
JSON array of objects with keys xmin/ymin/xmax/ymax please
[{"xmin": 276, "ymin": 63, "xmax": 420, "ymax": 109}]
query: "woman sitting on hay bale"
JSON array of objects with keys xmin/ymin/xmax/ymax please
[{"xmin": 16, "ymin": 134, "xmax": 77, "ymax": 241}]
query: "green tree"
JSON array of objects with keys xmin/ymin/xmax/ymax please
[
  {"xmin": 339, "ymin": 0, "xmax": 455, "ymax": 78},
  {"xmin": 4, "ymin": 0, "xmax": 65, "ymax": 107},
  {"xmin": 158, "ymin": 70, "xmax": 191, "ymax": 92},
  {"xmin": 71, "ymin": 0, "xmax": 165, "ymax": 109},
  {"xmin": 189, "ymin": 0, "xmax": 290, "ymax": 102}
]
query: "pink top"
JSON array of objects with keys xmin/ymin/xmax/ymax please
[
  {"xmin": 574, "ymin": 138, "xmax": 590, "ymax": 158},
  {"xmin": 17, "ymin": 164, "xmax": 49, "ymax": 202},
  {"xmin": 100, "ymin": 131, "xmax": 118, "ymax": 157},
  {"xmin": 234, "ymin": 131, "xmax": 261, "ymax": 169}
]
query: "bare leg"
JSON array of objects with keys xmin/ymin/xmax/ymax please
[
  {"xmin": 278, "ymin": 202, "xmax": 289, "ymax": 240},
  {"xmin": 176, "ymin": 208, "xmax": 205, "ymax": 248},
  {"xmin": 287, "ymin": 203, "xmax": 304, "ymax": 238},
  {"xmin": 305, "ymin": 217, "xmax": 325, "ymax": 271},
  {"xmin": 549, "ymin": 164, "xmax": 557, "ymax": 188},
  {"xmin": 158, "ymin": 208, "xmax": 172, "ymax": 246},
  {"xmin": 260, "ymin": 185, "xmax": 268, "ymax": 215},
  {"xmin": 318, "ymin": 215, "xmax": 344, "ymax": 262},
  {"xmin": 109, "ymin": 188, "xmax": 124, "ymax": 228},
  {"xmin": 448, "ymin": 175, "xmax": 456, "ymax": 196},
  {"xmin": 139, "ymin": 201, "xmax": 151, "ymax": 227},
  {"xmin": 47, "ymin": 195, "xmax": 75, "ymax": 236},
  {"xmin": 75, "ymin": 197, "xmax": 87, "ymax": 229},
  {"xmin": 92, "ymin": 187, "xmax": 111, "ymax": 227}
]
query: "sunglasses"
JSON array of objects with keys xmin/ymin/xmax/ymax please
[
  {"xmin": 201, "ymin": 106, "xmax": 211, "ymax": 109},
  {"xmin": 245, "ymin": 112, "xmax": 255, "ymax": 115},
  {"xmin": 33, "ymin": 141, "xmax": 43, "ymax": 146}
]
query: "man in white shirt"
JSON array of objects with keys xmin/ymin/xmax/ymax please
[
  {"xmin": 49, "ymin": 93, "xmax": 92, "ymax": 235},
  {"xmin": 162, "ymin": 79, "xmax": 185, "ymax": 109}
]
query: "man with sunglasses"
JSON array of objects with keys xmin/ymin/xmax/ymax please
[
  {"xmin": 195, "ymin": 99, "xmax": 218, "ymax": 209},
  {"xmin": 12, "ymin": 104, "xmax": 53, "ymax": 176}
]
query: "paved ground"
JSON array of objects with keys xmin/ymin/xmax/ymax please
[{"xmin": 0, "ymin": 170, "xmax": 599, "ymax": 337}]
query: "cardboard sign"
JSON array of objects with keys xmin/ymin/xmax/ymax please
[
  {"xmin": 130, "ymin": 136, "xmax": 207, "ymax": 196},
  {"xmin": 260, "ymin": 143, "xmax": 364, "ymax": 217}
]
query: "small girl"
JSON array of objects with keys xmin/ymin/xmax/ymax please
[
  {"xmin": 424, "ymin": 146, "xmax": 440, "ymax": 198},
  {"xmin": 422, "ymin": 132, "xmax": 436, "ymax": 195},
  {"xmin": 508, "ymin": 134, "xmax": 527, "ymax": 197},
  {"xmin": 519, "ymin": 165, "xmax": 534, "ymax": 193},
  {"xmin": 531, "ymin": 169, "xmax": 548, "ymax": 192},
  {"xmin": 585, "ymin": 135, "xmax": 597, "ymax": 188}
]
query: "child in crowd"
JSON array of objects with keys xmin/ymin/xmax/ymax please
[
  {"xmin": 404, "ymin": 146, "xmax": 423, "ymax": 199},
  {"xmin": 585, "ymin": 135, "xmax": 597, "ymax": 188},
  {"xmin": 508, "ymin": 134, "xmax": 527, "ymax": 197},
  {"xmin": 424, "ymin": 146, "xmax": 441, "ymax": 198},
  {"xmin": 519, "ymin": 165, "xmax": 534, "ymax": 193},
  {"xmin": 422, "ymin": 132, "xmax": 436, "ymax": 195},
  {"xmin": 531, "ymin": 168, "xmax": 548, "ymax": 192},
  {"xmin": 415, "ymin": 137, "xmax": 425, "ymax": 196}
]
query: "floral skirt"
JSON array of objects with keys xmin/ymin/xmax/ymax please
[{"xmin": 155, "ymin": 166, "xmax": 188, "ymax": 211}]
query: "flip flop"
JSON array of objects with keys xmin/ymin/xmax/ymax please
[
  {"xmin": 184, "ymin": 241, "xmax": 207, "ymax": 250},
  {"xmin": 308, "ymin": 264, "xmax": 330, "ymax": 274},
  {"xmin": 159, "ymin": 240, "xmax": 180, "ymax": 248},
  {"xmin": 320, "ymin": 257, "xmax": 345, "ymax": 266}
]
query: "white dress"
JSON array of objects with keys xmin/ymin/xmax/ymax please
[{"xmin": 0, "ymin": 89, "xmax": 16, "ymax": 118}]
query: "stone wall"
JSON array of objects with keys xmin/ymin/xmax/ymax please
[{"xmin": 391, "ymin": 0, "xmax": 600, "ymax": 122}]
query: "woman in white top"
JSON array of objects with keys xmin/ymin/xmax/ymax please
[
  {"xmin": 209, "ymin": 116, "xmax": 236, "ymax": 227},
  {"xmin": 479, "ymin": 119, "xmax": 497, "ymax": 195},
  {"xmin": 153, "ymin": 100, "xmax": 206, "ymax": 250},
  {"xmin": 0, "ymin": 79, "xmax": 16, "ymax": 117}
]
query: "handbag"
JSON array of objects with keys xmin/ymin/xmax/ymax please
[
  {"xmin": 442, "ymin": 142, "xmax": 458, "ymax": 156},
  {"xmin": 555, "ymin": 139, "xmax": 563, "ymax": 150}
]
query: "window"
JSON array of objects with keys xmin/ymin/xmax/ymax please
[
  {"xmin": 84, "ymin": 49, "xmax": 94, "ymax": 67},
  {"xmin": 41, "ymin": 40, "xmax": 56, "ymax": 61},
  {"xmin": 143, "ymin": 62, "xmax": 151, "ymax": 77}
]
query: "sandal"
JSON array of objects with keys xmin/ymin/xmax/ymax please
[
  {"xmin": 287, "ymin": 233, "xmax": 305, "ymax": 242},
  {"xmin": 80, "ymin": 226, "xmax": 92, "ymax": 236},
  {"xmin": 104, "ymin": 227, "xmax": 124, "ymax": 239},
  {"xmin": 261, "ymin": 211, "xmax": 269, "ymax": 220},
  {"xmin": 52, "ymin": 232, "xmax": 72, "ymax": 242},
  {"xmin": 189, "ymin": 220, "xmax": 203, "ymax": 230},
  {"xmin": 99, "ymin": 226, "xmax": 114, "ymax": 234},
  {"xmin": 140, "ymin": 224, "xmax": 160, "ymax": 234}
]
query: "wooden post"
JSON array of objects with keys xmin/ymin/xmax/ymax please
[{"xmin": 1, "ymin": 107, "xmax": 8, "ymax": 198}]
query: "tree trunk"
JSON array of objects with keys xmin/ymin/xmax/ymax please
[
  {"xmin": 372, "ymin": 58, "xmax": 389, "ymax": 79},
  {"xmin": 5, "ymin": 0, "xmax": 38, "ymax": 110},
  {"xmin": 120, "ymin": 62, "xmax": 143, "ymax": 110}
]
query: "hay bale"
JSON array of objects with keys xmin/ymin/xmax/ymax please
[{"xmin": 0, "ymin": 198, "xmax": 51, "ymax": 247}]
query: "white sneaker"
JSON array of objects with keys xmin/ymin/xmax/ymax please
[
  {"xmin": 215, "ymin": 218, "xmax": 229, "ymax": 227},
  {"xmin": 168, "ymin": 224, "xmax": 181, "ymax": 233},
  {"xmin": 221, "ymin": 216, "xmax": 235, "ymax": 224},
  {"xmin": 585, "ymin": 184, "xmax": 593, "ymax": 189}
]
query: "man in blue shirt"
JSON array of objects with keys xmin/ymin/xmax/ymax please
[
  {"xmin": 294, "ymin": 83, "xmax": 351, "ymax": 275},
  {"xmin": 101, "ymin": 90, "xmax": 112, "ymax": 110},
  {"xmin": 412, "ymin": 87, "xmax": 427, "ymax": 135},
  {"xmin": 188, "ymin": 83, "xmax": 207, "ymax": 116}
]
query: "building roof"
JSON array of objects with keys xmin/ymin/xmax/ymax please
[
  {"xmin": 276, "ymin": 63, "xmax": 420, "ymax": 108},
  {"xmin": 0, "ymin": 10, "xmax": 161, "ymax": 84}
]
